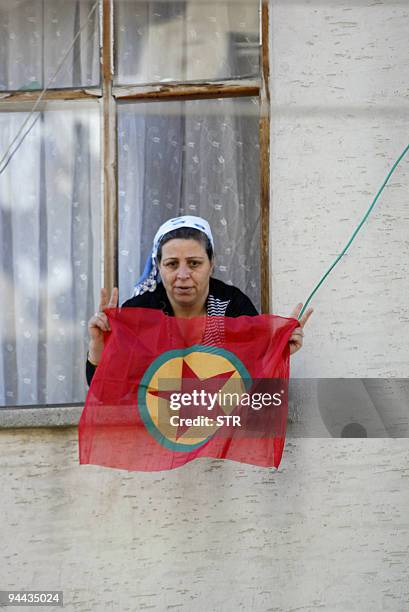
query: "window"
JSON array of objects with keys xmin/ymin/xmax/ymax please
[{"xmin": 0, "ymin": 0, "xmax": 270, "ymax": 408}]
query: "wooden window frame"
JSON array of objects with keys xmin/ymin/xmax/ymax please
[{"xmin": 1, "ymin": 0, "xmax": 270, "ymax": 312}]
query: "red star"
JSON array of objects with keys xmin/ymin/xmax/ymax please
[{"xmin": 148, "ymin": 360, "xmax": 236, "ymax": 439}]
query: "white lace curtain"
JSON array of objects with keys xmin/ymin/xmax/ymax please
[
  {"xmin": 0, "ymin": 1, "xmax": 101, "ymax": 406},
  {"xmin": 118, "ymin": 98, "xmax": 261, "ymax": 306},
  {"xmin": 0, "ymin": 108, "xmax": 101, "ymax": 406},
  {"xmin": 115, "ymin": 0, "xmax": 259, "ymax": 84},
  {"xmin": 0, "ymin": 0, "xmax": 99, "ymax": 91}
]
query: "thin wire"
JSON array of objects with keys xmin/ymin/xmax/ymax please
[
  {"xmin": 299, "ymin": 142, "xmax": 409, "ymax": 319},
  {"xmin": 0, "ymin": 0, "xmax": 99, "ymax": 177},
  {"xmin": 0, "ymin": 115, "xmax": 41, "ymax": 175}
]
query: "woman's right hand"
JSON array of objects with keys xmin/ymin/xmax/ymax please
[{"xmin": 87, "ymin": 287, "xmax": 118, "ymax": 365}]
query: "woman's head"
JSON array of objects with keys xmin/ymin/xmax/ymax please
[
  {"xmin": 133, "ymin": 216, "xmax": 215, "ymax": 303},
  {"xmin": 157, "ymin": 228, "xmax": 214, "ymax": 311}
]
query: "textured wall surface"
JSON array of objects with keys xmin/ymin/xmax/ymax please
[
  {"xmin": 269, "ymin": 0, "xmax": 409, "ymax": 377},
  {"xmin": 1, "ymin": 428, "xmax": 409, "ymax": 612}
]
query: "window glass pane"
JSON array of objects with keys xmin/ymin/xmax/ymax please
[
  {"xmin": 117, "ymin": 97, "xmax": 260, "ymax": 309},
  {"xmin": 0, "ymin": 0, "xmax": 100, "ymax": 92},
  {"xmin": 114, "ymin": 0, "xmax": 260, "ymax": 85},
  {"xmin": 0, "ymin": 103, "xmax": 101, "ymax": 406}
]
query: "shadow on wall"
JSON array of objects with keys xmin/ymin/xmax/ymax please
[{"xmin": 288, "ymin": 379, "xmax": 409, "ymax": 438}]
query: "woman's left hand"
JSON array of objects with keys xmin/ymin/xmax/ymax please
[{"xmin": 288, "ymin": 303, "xmax": 314, "ymax": 355}]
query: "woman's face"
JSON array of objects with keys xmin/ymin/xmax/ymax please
[{"xmin": 158, "ymin": 238, "xmax": 214, "ymax": 310}]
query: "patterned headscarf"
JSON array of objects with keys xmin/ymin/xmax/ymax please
[{"xmin": 133, "ymin": 216, "xmax": 215, "ymax": 296}]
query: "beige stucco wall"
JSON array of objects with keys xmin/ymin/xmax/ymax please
[
  {"xmin": 2, "ymin": 427, "xmax": 409, "ymax": 611},
  {"xmin": 269, "ymin": 0, "xmax": 409, "ymax": 377}
]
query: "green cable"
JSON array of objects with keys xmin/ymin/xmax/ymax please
[{"xmin": 299, "ymin": 142, "xmax": 409, "ymax": 319}]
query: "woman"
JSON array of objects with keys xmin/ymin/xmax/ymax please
[{"xmin": 86, "ymin": 216, "xmax": 312, "ymax": 384}]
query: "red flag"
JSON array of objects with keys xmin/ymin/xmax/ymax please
[{"xmin": 79, "ymin": 308, "xmax": 298, "ymax": 471}]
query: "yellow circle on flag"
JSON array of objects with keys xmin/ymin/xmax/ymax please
[{"xmin": 138, "ymin": 345, "xmax": 251, "ymax": 451}]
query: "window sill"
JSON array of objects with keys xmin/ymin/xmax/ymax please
[{"xmin": 0, "ymin": 405, "xmax": 83, "ymax": 429}]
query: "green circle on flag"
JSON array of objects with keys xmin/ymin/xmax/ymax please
[{"xmin": 138, "ymin": 344, "xmax": 252, "ymax": 452}]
